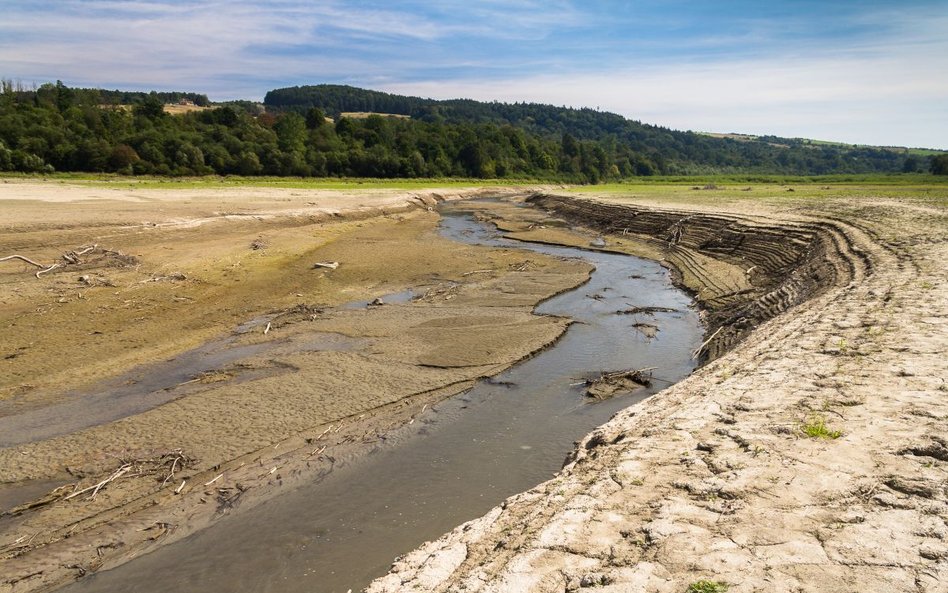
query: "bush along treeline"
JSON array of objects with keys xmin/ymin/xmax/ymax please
[{"xmin": 1, "ymin": 80, "xmax": 944, "ymax": 180}]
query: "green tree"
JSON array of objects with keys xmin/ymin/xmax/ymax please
[
  {"xmin": 274, "ymin": 112, "xmax": 306, "ymax": 153},
  {"xmin": 109, "ymin": 144, "xmax": 140, "ymax": 170},
  {"xmin": 134, "ymin": 94, "xmax": 166, "ymax": 120},
  {"xmin": 930, "ymin": 154, "xmax": 948, "ymax": 175},
  {"xmin": 305, "ymin": 107, "xmax": 327, "ymax": 129}
]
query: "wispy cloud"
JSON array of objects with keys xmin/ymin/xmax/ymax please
[{"xmin": 0, "ymin": 0, "xmax": 945, "ymax": 148}]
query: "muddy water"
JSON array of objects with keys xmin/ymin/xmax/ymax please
[{"xmin": 61, "ymin": 202, "xmax": 703, "ymax": 593}]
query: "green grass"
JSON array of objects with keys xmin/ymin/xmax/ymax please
[
  {"xmin": 3, "ymin": 173, "xmax": 947, "ymax": 206},
  {"xmin": 565, "ymin": 176, "xmax": 948, "ymax": 206},
  {"xmin": 567, "ymin": 173, "xmax": 948, "ymax": 187},
  {"xmin": 0, "ymin": 172, "xmax": 544, "ymax": 190},
  {"xmin": 801, "ymin": 416, "xmax": 843, "ymax": 440},
  {"xmin": 687, "ymin": 580, "xmax": 729, "ymax": 593}
]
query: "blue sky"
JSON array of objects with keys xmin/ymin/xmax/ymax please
[{"xmin": 2, "ymin": 0, "xmax": 947, "ymax": 148}]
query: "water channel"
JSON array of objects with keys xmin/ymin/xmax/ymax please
[{"xmin": 61, "ymin": 201, "xmax": 703, "ymax": 593}]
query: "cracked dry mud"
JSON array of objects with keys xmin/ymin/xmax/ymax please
[{"xmin": 369, "ymin": 191, "xmax": 948, "ymax": 593}]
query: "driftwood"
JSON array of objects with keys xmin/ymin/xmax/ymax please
[
  {"xmin": 64, "ymin": 464, "xmax": 132, "ymax": 501},
  {"xmin": 61, "ymin": 449, "xmax": 195, "ymax": 503},
  {"xmin": 312, "ymin": 261, "xmax": 340, "ymax": 270},
  {"xmin": 692, "ymin": 326, "xmax": 723, "ymax": 359},
  {"xmin": 584, "ymin": 368, "xmax": 655, "ymax": 400},
  {"xmin": 0, "ymin": 254, "xmax": 46, "ymax": 268},
  {"xmin": 0, "ymin": 244, "xmax": 132, "ymax": 279},
  {"xmin": 617, "ymin": 305, "xmax": 677, "ymax": 316}
]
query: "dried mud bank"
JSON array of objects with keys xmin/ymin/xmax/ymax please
[{"xmin": 370, "ymin": 193, "xmax": 948, "ymax": 593}]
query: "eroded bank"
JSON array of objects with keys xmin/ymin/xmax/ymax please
[{"xmin": 369, "ymin": 191, "xmax": 948, "ymax": 593}]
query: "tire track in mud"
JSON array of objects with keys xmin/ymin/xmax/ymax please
[{"xmin": 526, "ymin": 193, "xmax": 873, "ymax": 360}]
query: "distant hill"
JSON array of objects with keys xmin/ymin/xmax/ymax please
[
  {"xmin": 265, "ymin": 84, "xmax": 934, "ymax": 175},
  {"xmin": 0, "ymin": 80, "xmax": 943, "ymax": 179}
]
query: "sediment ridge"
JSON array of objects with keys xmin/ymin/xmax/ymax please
[{"xmin": 369, "ymin": 192, "xmax": 947, "ymax": 592}]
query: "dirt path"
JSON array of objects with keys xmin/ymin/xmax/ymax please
[{"xmin": 368, "ymin": 191, "xmax": 948, "ymax": 593}]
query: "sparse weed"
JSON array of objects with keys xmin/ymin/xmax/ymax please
[
  {"xmin": 801, "ymin": 416, "xmax": 843, "ymax": 439},
  {"xmin": 687, "ymin": 580, "xmax": 729, "ymax": 593}
]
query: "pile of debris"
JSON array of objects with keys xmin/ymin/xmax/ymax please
[{"xmin": 583, "ymin": 368, "xmax": 654, "ymax": 400}]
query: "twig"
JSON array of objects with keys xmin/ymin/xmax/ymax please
[
  {"xmin": 65, "ymin": 464, "xmax": 132, "ymax": 501},
  {"xmin": 0, "ymin": 254, "xmax": 45, "ymax": 268},
  {"xmin": 161, "ymin": 456, "xmax": 180, "ymax": 487},
  {"xmin": 175, "ymin": 480, "xmax": 186, "ymax": 494},
  {"xmin": 692, "ymin": 326, "xmax": 724, "ymax": 359},
  {"xmin": 203, "ymin": 473, "xmax": 224, "ymax": 486},
  {"xmin": 35, "ymin": 263, "xmax": 62, "ymax": 278},
  {"xmin": 263, "ymin": 322, "xmax": 271, "ymax": 335}
]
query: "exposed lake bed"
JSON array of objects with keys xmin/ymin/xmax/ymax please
[{"xmin": 2, "ymin": 182, "xmax": 945, "ymax": 593}]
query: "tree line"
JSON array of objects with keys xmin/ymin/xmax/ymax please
[
  {"xmin": 0, "ymin": 80, "xmax": 944, "ymax": 180},
  {"xmin": 0, "ymin": 81, "xmax": 655, "ymax": 181},
  {"xmin": 265, "ymin": 85, "xmax": 940, "ymax": 176}
]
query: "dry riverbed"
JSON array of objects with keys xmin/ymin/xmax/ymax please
[
  {"xmin": 0, "ymin": 180, "xmax": 590, "ymax": 592},
  {"xmin": 369, "ymin": 186, "xmax": 948, "ymax": 593},
  {"xmin": 2, "ymin": 180, "xmax": 946, "ymax": 593}
]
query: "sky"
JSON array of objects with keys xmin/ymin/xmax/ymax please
[{"xmin": 2, "ymin": 0, "xmax": 947, "ymax": 149}]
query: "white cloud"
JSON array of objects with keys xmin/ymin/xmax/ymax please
[
  {"xmin": 1, "ymin": 1, "xmax": 946, "ymax": 148},
  {"xmin": 379, "ymin": 42, "xmax": 948, "ymax": 149}
]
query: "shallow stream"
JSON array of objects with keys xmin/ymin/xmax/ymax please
[{"xmin": 61, "ymin": 201, "xmax": 703, "ymax": 593}]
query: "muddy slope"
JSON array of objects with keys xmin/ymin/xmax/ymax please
[
  {"xmin": 527, "ymin": 193, "xmax": 862, "ymax": 360},
  {"xmin": 369, "ymin": 192, "xmax": 948, "ymax": 593}
]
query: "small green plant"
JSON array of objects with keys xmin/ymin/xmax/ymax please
[
  {"xmin": 687, "ymin": 580, "xmax": 729, "ymax": 593},
  {"xmin": 801, "ymin": 416, "xmax": 843, "ymax": 439}
]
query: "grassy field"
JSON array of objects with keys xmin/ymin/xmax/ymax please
[
  {"xmin": 2, "ymin": 173, "xmax": 946, "ymax": 209},
  {"xmin": 4, "ymin": 172, "xmax": 946, "ymax": 190}
]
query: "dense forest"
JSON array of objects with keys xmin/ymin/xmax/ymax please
[
  {"xmin": 264, "ymin": 85, "xmax": 936, "ymax": 175},
  {"xmin": 0, "ymin": 80, "xmax": 942, "ymax": 181}
]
